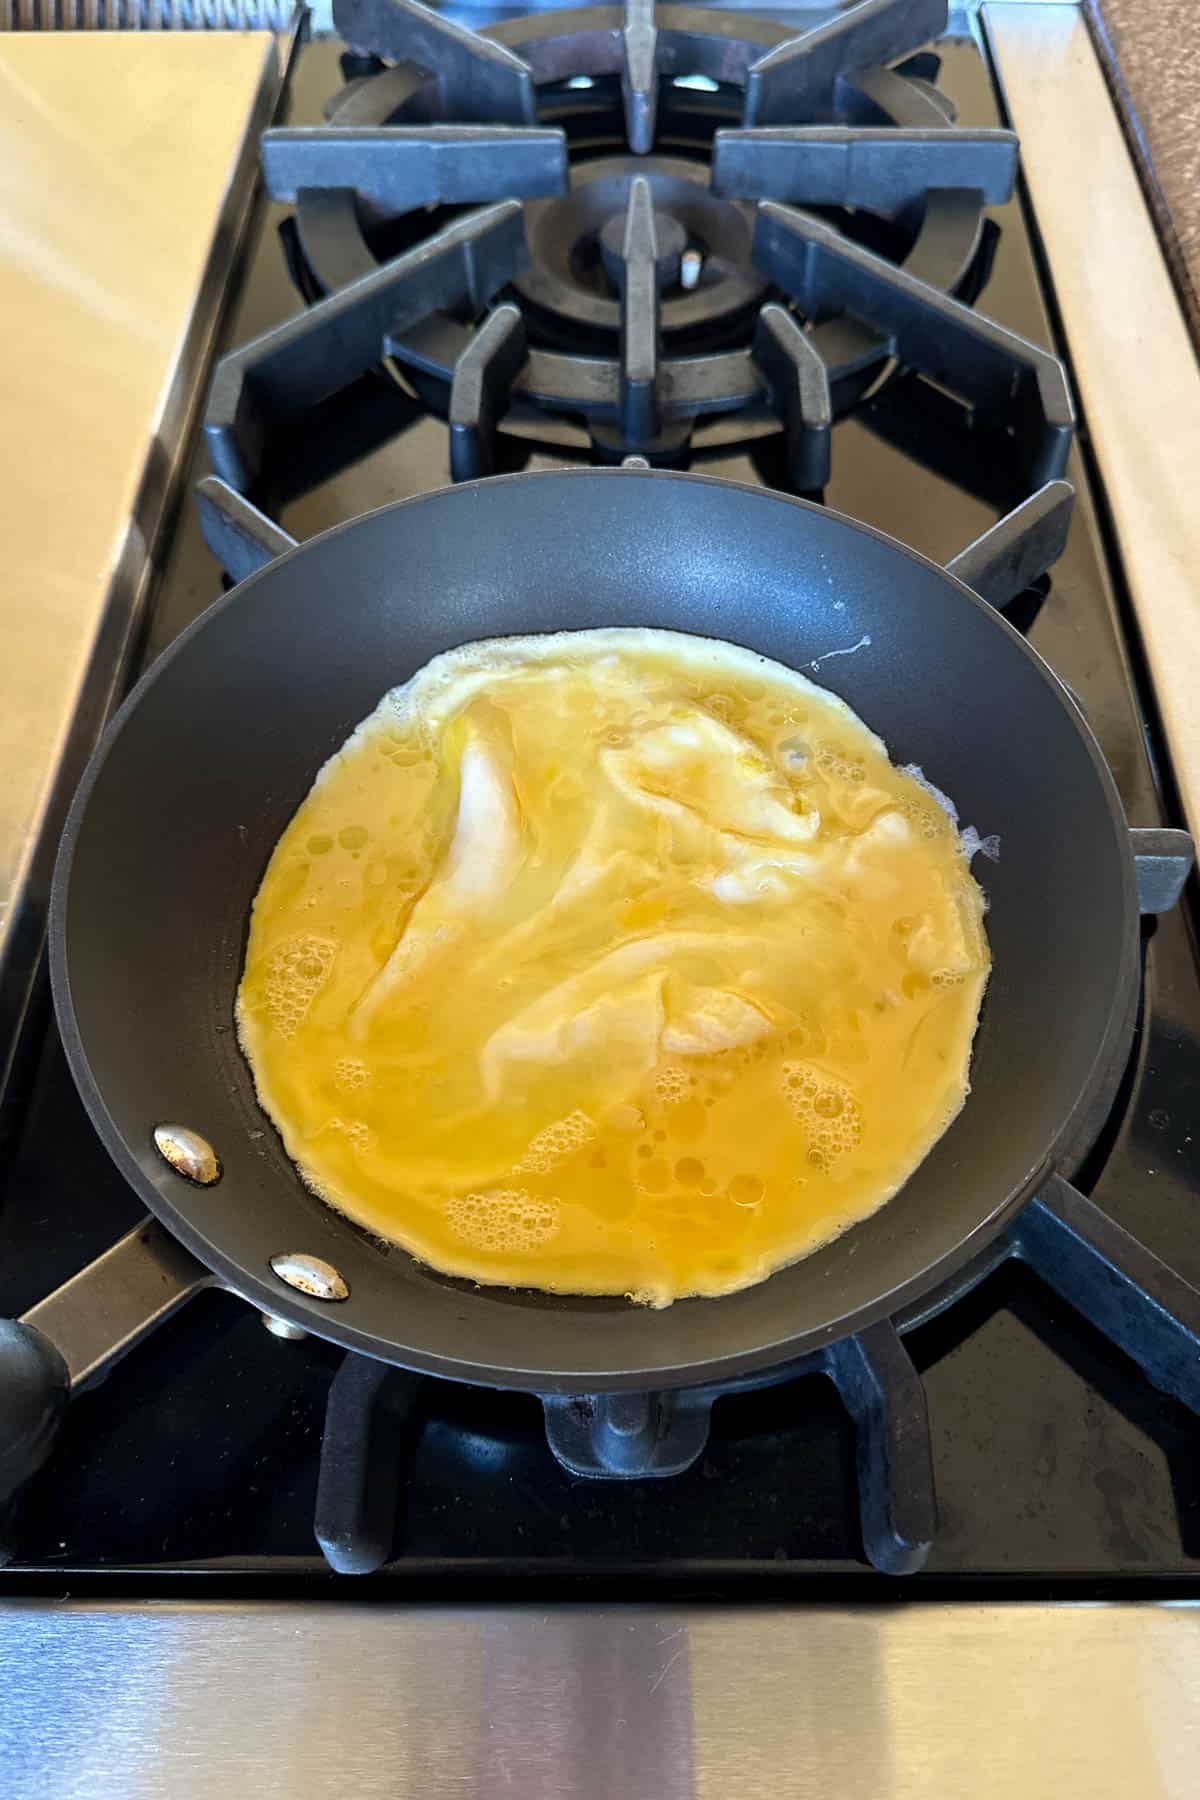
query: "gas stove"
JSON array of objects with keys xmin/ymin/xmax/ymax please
[
  {"xmin": 4, "ymin": 0, "xmax": 1200, "ymax": 1641},
  {"xmin": 195, "ymin": 0, "xmax": 1075, "ymax": 525}
]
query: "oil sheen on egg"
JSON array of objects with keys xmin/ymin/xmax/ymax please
[{"xmin": 237, "ymin": 629, "xmax": 991, "ymax": 1306}]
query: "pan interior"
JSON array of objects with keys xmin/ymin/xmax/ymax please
[{"xmin": 53, "ymin": 472, "xmax": 1136, "ymax": 1389}]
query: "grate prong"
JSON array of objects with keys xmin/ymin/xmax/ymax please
[
  {"xmin": 333, "ymin": 0, "xmax": 536, "ymax": 125},
  {"xmin": 619, "ymin": 176, "xmax": 661, "ymax": 445},
  {"xmin": 621, "ymin": 0, "xmax": 659, "ymax": 156},
  {"xmin": 745, "ymin": 0, "xmax": 948, "ymax": 127}
]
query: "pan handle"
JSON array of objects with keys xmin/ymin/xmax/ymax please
[{"xmin": 0, "ymin": 1219, "xmax": 212, "ymax": 1505}]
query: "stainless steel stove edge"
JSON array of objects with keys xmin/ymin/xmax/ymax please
[{"xmin": 1, "ymin": 1600, "xmax": 1198, "ymax": 1799}]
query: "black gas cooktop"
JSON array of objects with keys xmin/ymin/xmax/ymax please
[{"xmin": 2, "ymin": 10, "xmax": 1200, "ymax": 1593}]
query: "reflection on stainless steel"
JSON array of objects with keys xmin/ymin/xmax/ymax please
[
  {"xmin": 0, "ymin": 31, "xmax": 279, "ymax": 1112},
  {"xmin": 153, "ymin": 1123, "xmax": 223, "ymax": 1186},
  {"xmin": 986, "ymin": 1, "xmax": 1200, "ymax": 845},
  {"xmin": 0, "ymin": 1603, "xmax": 1198, "ymax": 1798},
  {"xmin": 269, "ymin": 1252, "xmax": 351, "ymax": 1302},
  {"xmin": 21, "ymin": 1220, "xmax": 212, "ymax": 1391}
]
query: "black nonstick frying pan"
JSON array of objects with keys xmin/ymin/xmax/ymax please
[{"xmin": 1, "ymin": 469, "xmax": 1188, "ymax": 1498}]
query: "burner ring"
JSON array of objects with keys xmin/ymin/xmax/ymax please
[{"xmin": 515, "ymin": 156, "xmax": 765, "ymax": 335}]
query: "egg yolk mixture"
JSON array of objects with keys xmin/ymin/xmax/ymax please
[{"xmin": 237, "ymin": 629, "xmax": 990, "ymax": 1306}]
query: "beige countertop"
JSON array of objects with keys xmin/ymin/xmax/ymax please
[
  {"xmin": 1088, "ymin": 0, "xmax": 1200, "ymax": 345},
  {"xmin": 0, "ymin": 31, "xmax": 278, "ymax": 1083}
]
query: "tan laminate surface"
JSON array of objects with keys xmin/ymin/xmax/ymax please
[
  {"xmin": 0, "ymin": 31, "xmax": 277, "ymax": 1006},
  {"xmin": 988, "ymin": 4, "xmax": 1200, "ymax": 844}
]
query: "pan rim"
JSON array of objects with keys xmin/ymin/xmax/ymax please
[{"xmin": 48, "ymin": 469, "xmax": 1141, "ymax": 1391}]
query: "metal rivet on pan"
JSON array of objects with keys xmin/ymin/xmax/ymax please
[
  {"xmin": 153, "ymin": 1124, "xmax": 222, "ymax": 1186},
  {"xmin": 269, "ymin": 1253, "xmax": 350, "ymax": 1302},
  {"xmin": 621, "ymin": 454, "xmax": 650, "ymax": 470},
  {"xmin": 261, "ymin": 1312, "xmax": 310, "ymax": 1341}
]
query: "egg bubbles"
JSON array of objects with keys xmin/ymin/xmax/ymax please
[{"xmin": 238, "ymin": 629, "xmax": 990, "ymax": 1306}]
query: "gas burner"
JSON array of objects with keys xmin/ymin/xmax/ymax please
[
  {"xmin": 313, "ymin": 1171, "xmax": 1200, "ymax": 1579},
  {"xmin": 206, "ymin": 0, "xmax": 1065, "ymax": 489},
  {"xmin": 512, "ymin": 155, "xmax": 765, "ymax": 346}
]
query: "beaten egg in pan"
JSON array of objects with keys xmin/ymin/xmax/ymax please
[{"xmin": 237, "ymin": 629, "xmax": 991, "ymax": 1307}]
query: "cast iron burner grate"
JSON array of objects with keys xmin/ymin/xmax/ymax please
[
  {"xmin": 179, "ymin": 461, "xmax": 1197, "ymax": 1580},
  {"xmin": 313, "ymin": 1175, "xmax": 1200, "ymax": 1577},
  {"xmin": 203, "ymin": 0, "xmax": 1070, "ymax": 490}
]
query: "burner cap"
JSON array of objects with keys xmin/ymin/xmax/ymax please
[
  {"xmin": 598, "ymin": 201, "xmax": 687, "ymax": 294},
  {"xmin": 514, "ymin": 157, "xmax": 763, "ymax": 338}
]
